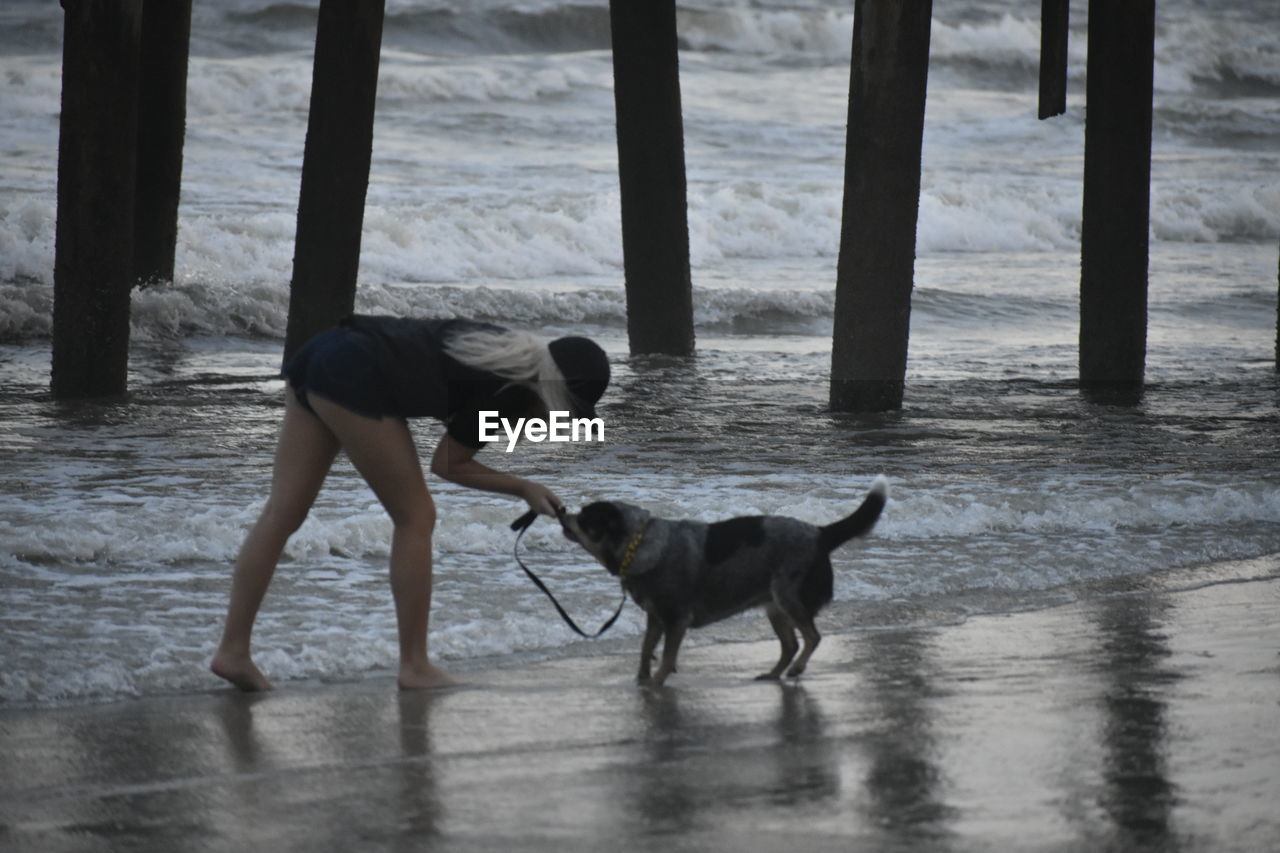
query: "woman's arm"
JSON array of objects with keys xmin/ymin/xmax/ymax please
[{"xmin": 429, "ymin": 434, "xmax": 563, "ymax": 516}]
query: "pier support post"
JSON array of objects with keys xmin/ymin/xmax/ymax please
[
  {"xmin": 1038, "ymin": 0, "xmax": 1069, "ymax": 120},
  {"xmin": 609, "ymin": 0, "xmax": 695, "ymax": 357},
  {"xmin": 52, "ymin": 0, "xmax": 142, "ymax": 399},
  {"xmin": 133, "ymin": 0, "xmax": 191, "ymax": 286},
  {"xmin": 284, "ymin": 0, "xmax": 386, "ymax": 362},
  {"xmin": 830, "ymin": 0, "xmax": 932, "ymax": 413},
  {"xmin": 1079, "ymin": 0, "xmax": 1154, "ymax": 397}
]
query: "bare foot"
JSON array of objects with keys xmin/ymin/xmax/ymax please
[
  {"xmin": 398, "ymin": 661, "xmax": 458, "ymax": 690},
  {"xmin": 210, "ymin": 652, "xmax": 274, "ymax": 692}
]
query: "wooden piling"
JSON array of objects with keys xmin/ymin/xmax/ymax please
[
  {"xmin": 283, "ymin": 0, "xmax": 386, "ymax": 362},
  {"xmin": 1038, "ymin": 0, "xmax": 1069, "ymax": 120},
  {"xmin": 1079, "ymin": 0, "xmax": 1154, "ymax": 395},
  {"xmin": 52, "ymin": 0, "xmax": 143, "ymax": 399},
  {"xmin": 133, "ymin": 0, "xmax": 192, "ymax": 286},
  {"xmin": 608, "ymin": 0, "xmax": 696, "ymax": 357},
  {"xmin": 829, "ymin": 0, "xmax": 933, "ymax": 413}
]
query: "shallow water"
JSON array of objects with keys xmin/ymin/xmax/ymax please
[
  {"xmin": 2, "ymin": 315, "xmax": 1277, "ymax": 706},
  {"xmin": 1, "ymin": 0, "xmax": 1278, "ymax": 706}
]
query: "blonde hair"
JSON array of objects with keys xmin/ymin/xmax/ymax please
[{"xmin": 442, "ymin": 326, "xmax": 574, "ymax": 414}]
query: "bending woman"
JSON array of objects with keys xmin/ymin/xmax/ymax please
[{"xmin": 211, "ymin": 315, "xmax": 610, "ymax": 691}]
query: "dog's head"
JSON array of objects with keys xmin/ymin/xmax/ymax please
[{"xmin": 559, "ymin": 500, "xmax": 652, "ymax": 576}]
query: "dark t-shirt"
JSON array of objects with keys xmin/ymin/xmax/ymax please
[{"xmin": 341, "ymin": 315, "xmax": 541, "ymax": 449}]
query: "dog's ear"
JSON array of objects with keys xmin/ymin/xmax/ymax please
[{"xmin": 578, "ymin": 501, "xmax": 628, "ymax": 544}]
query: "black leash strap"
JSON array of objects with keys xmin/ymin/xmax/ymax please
[{"xmin": 510, "ymin": 509, "xmax": 626, "ymax": 639}]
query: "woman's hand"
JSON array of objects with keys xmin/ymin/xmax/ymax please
[{"xmin": 521, "ymin": 481, "xmax": 564, "ymax": 517}]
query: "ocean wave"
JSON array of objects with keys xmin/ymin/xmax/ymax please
[
  {"xmin": 5, "ymin": 476, "xmax": 1275, "ymax": 567},
  {"xmin": 464, "ymin": 4, "xmax": 612, "ymax": 54},
  {"xmin": 879, "ymin": 483, "xmax": 1280, "ymax": 541},
  {"xmin": 0, "ymin": 199, "xmax": 54, "ymax": 288},
  {"xmin": 183, "ymin": 51, "xmax": 603, "ymax": 116},
  {"xmin": 929, "ymin": 13, "xmax": 1042, "ymax": 73},
  {"xmin": 376, "ymin": 55, "xmax": 605, "ymax": 104},
  {"xmin": 225, "ymin": 1, "xmax": 319, "ymax": 33},
  {"xmin": 678, "ymin": 6, "xmax": 851, "ymax": 59},
  {"xmin": 690, "ymin": 180, "xmax": 841, "ymax": 261},
  {"xmin": 8, "ymin": 155, "xmax": 1270, "ymax": 320},
  {"xmin": 678, "ymin": 7, "xmax": 1039, "ymax": 80},
  {"xmin": 0, "ymin": 4, "xmax": 61, "ymax": 55},
  {"xmin": 1, "ymin": 178, "xmax": 1272, "ymax": 346},
  {"xmin": 671, "ymin": 3, "xmax": 1279, "ymax": 105},
  {"xmin": 1151, "ymin": 181, "xmax": 1280, "ymax": 243},
  {"xmin": 218, "ymin": 1, "xmax": 613, "ymax": 57},
  {"xmin": 0, "ymin": 262, "xmax": 1267, "ymax": 348},
  {"xmin": 4, "ymin": 0, "xmax": 1278, "ymax": 98},
  {"xmin": 0, "ymin": 274, "xmax": 1093, "ymax": 344},
  {"xmin": 1155, "ymin": 12, "xmax": 1280, "ymax": 96},
  {"xmin": 183, "ymin": 55, "xmax": 313, "ymax": 116},
  {"xmin": 917, "ymin": 181, "xmax": 1081, "ymax": 253}
]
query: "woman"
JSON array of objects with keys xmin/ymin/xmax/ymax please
[{"xmin": 210, "ymin": 315, "xmax": 610, "ymax": 691}]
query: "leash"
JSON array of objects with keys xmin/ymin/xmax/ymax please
[{"xmin": 510, "ymin": 508, "xmax": 628, "ymax": 639}]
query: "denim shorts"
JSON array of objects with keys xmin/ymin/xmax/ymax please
[{"xmin": 281, "ymin": 326, "xmax": 390, "ymax": 419}]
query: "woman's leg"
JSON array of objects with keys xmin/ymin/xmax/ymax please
[
  {"xmin": 306, "ymin": 395, "xmax": 454, "ymax": 689},
  {"xmin": 212, "ymin": 389, "xmax": 340, "ymax": 691}
]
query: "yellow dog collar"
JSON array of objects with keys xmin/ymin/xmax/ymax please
[{"xmin": 617, "ymin": 518, "xmax": 652, "ymax": 580}]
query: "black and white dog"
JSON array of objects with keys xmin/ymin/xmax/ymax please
[{"xmin": 559, "ymin": 476, "xmax": 888, "ymax": 686}]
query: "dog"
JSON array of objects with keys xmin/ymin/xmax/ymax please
[{"xmin": 558, "ymin": 476, "xmax": 888, "ymax": 686}]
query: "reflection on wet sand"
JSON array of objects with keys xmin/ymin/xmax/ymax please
[
  {"xmin": 395, "ymin": 690, "xmax": 443, "ymax": 846},
  {"xmin": 2, "ymin": 574, "xmax": 1275, "ymax": 850},
  {"xmin": 624, "ymin": 681, "xmax": 841, "ymax": 836},
  {"xmin": 855, "ymin": 628, "xmax": 957, "ymax": 847},
  {"xmin": 1090, "ymin": 594, "xmax": 1181, "ymax": 851},
  {"xmin": 209, "ymin": 688, "xmax": 446, "ymax": 847}
]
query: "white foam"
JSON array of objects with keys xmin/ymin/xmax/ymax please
[
  {"xmin": 3, "ymin": 5, "xmax": 1276, "ymax": 347},
  {"xmin": 4, "ymin": 469, "xmax": 1278, "ymax": 708},
  {"xmin": 874, "ymin": 481, "xmax": 1280, "ymax": 541},
  {"xmin": 930, "ymin": 13, "xmax": 1042, "ymax": 69},
  {"xmin": 678, "ymin": 7, "xmax": 851, "ymax": 59},
  {"xmin": 377, "ymin": 52, "xmax": 605, "ymax": 104},
  {"xmin": 6, "ymin": 157, "xmax": 1271, "ymax": 344},
  {"xmin": 917, "ymin": 181, "xmax": 1082, "ymax": 253},
  {"xmin": 7, "ymin": 466, "xmax": 1274, "ymax": 569},
  {"xmin": 1151, "ymin": 180, "xmax": 1280, "ymax": 244}
]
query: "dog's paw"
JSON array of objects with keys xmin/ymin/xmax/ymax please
[
  {"xmin": 754, "ymin": 671, "xmax": 782, "ymax": 681},
  {"xmin": 784, "ymin": 664, "xmax": 806, "ymax": 678}
]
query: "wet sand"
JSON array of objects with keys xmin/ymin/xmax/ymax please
[{"xmin": 2, "ymin": 562, "xmax": 1278, "ymax": 853}]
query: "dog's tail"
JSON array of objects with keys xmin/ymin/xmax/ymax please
[{"xmin": 818, "ymin": 475, "xmax": 888, "ymax": 552}]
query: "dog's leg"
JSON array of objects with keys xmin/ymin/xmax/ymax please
[
  {"xmin": 785, "ymin": 615, "xmax": 821, "ymax": 678},
  {"xmin": 637, "ymin": 612, "xmax": 663, "ymax": 682},
  {"xmin": 756, "ymin": 603, "xmax": 799, "ymax": 680},
  {"xmin": 651, "ymin": 616, "xmax": 690, "ymax": 687}
]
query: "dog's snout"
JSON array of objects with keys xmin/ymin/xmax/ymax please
[{"xmin": 558, "ymin": 513, "xmax": 581, "ymax": 543}]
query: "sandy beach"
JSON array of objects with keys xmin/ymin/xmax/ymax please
[
  {"xmin": 2, "ymin": 0, "xmax": 1277, "ymax": 849},
  {"xmin": 2, "ymin": 557, "xmax": 1277, "ymax": 852}
]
